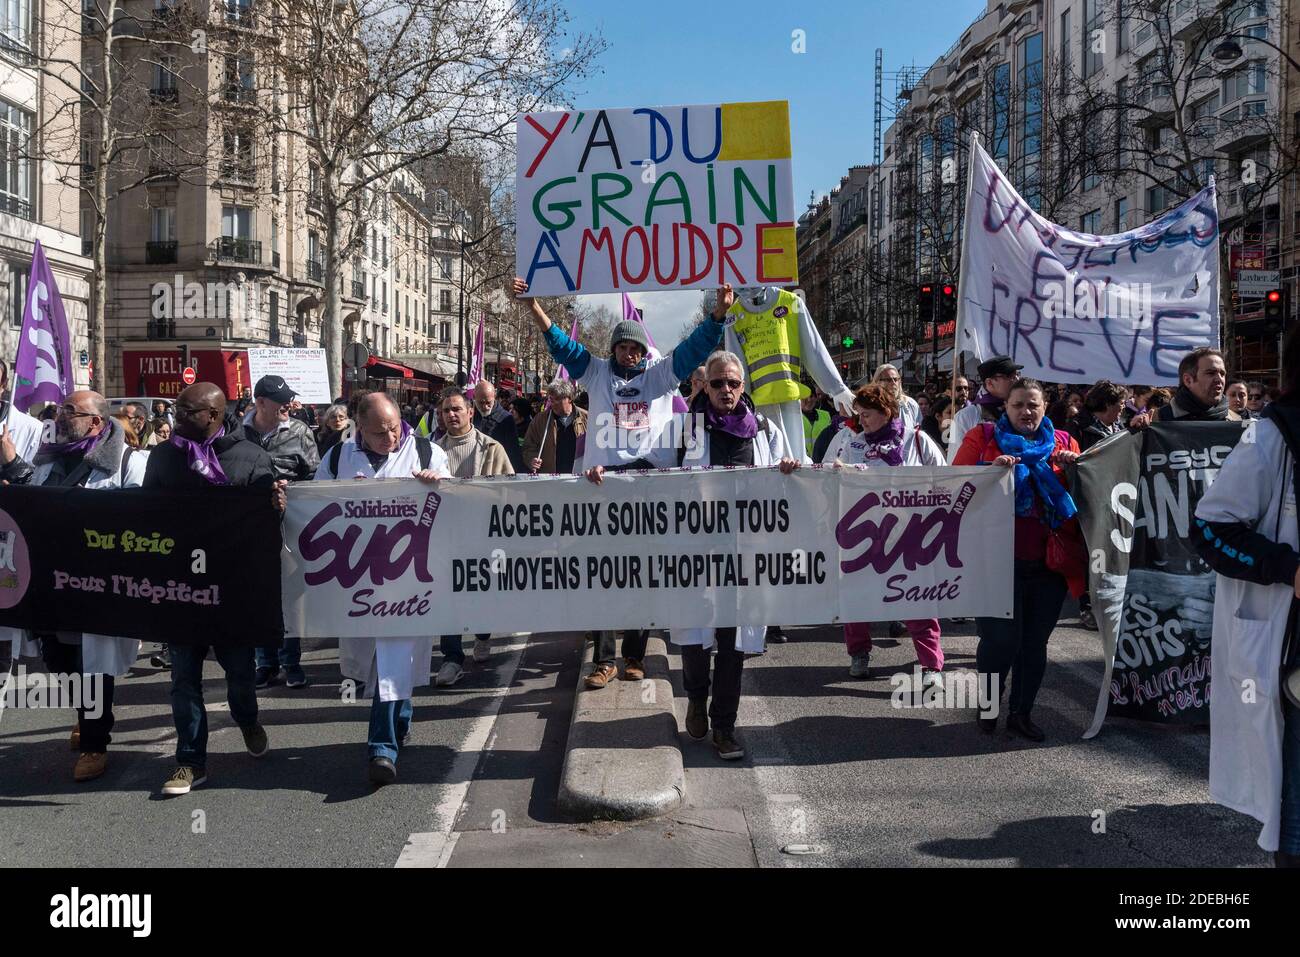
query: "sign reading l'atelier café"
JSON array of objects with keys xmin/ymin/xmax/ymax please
[{"xmin": 122, "ymin": 349, "xmax": 249, "ymax": 398}]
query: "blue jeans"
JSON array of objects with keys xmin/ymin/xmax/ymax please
[
  {"xmin": 170, "ymin": 644, "xmax": 259, "ymax": 768},
  {"xmin": 1281, "ymin": 697, "xmax": 1300, "ymax": 855},
  {"xmin": 256, "ymin": 636, "xmax": 302, "ymax": 670},
  {"xmin": 368, "ymin": 688, "xmax": 413, "ymax": 762},
  {"xmin": 975, "ymin": 560, "xmax": 1068, "ymax": 717},
  {"xmin": 439, "ymin": 634, "xmax": 488, "ymax": 665}
]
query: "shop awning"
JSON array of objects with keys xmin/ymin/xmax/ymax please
[{"xmin": 366, "ymin": 356, "xmax": 415, "ymax": 379}]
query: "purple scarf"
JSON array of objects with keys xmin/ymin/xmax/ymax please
[
  {"xmin": 857, "ymin": 417, "xmax": 905, "ymax": 466},
  {"xmin": 34, "ymin": 426, "xmax": 109, "ymax": 465},
  {"xmin": 974, "ymin": 388, "xmax": 1004, "ymax": 409},
  {"xmin": 703, "ymin": 400, "xmax": 758, "ymax": 439},
  {"xmin": 170, "ymin": 427, "xmax": 230, "ymax": 485}
]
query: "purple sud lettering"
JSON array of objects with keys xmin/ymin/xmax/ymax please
[
  {"xmin": 836, "ymin": 482, "xmax": 973, "ymax": 575},
  {"xmin": 298, "ymin": 492, "xmax": 440, "ymax": 587}
]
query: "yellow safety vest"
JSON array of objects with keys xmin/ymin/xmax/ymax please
[
  {"xmin": 727, "ymin": 289, "xmax": 808, "ymax": 406},
  {"xmin": 804, "ymin": 408, "xmax": 830, "ymax": 458}
]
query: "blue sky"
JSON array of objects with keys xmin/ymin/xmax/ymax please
[{"xmin": 557, "ymin": 0, "xmax": 988, "ymax": 344}]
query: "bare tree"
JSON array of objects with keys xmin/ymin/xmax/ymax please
[
  {"xmin": 30, "ymin": 0, "xmax": 210, "ymax": 391},
  {"xmin": 263, "ymin": 0, "xmax": 603, "ymax": 397}
]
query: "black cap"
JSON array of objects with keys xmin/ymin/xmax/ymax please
[
  {"xmin": 253, "ymin": 374, "xmax": 297, "ymax": 404},
  {"xmin": 977, "ymin": 356, "xmax": 1023, "ymax": 380}
]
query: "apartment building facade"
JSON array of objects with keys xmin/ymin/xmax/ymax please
[
  {"xmin": 800, "ymin": 0, "xmax": 1291, "ymax": 387},
  {"xmin": 0, "ymin": 0, "xmax": 92, "ymax": 400}
]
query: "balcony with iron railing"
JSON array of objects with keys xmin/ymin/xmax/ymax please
[
  {"xmin": 307, "ymin": 190, "xmax": 323, "ymax": 213},
  {"xmin": 307, "ymin": 258, "xmax": 323, "ymax": 281},
  {"xmin": 351, "ymin": 280, "xmax": 365, "ymax": 299},
  {"xmin": 210, "ymin": 236, "xmax": 264, "ymax": 266},
  {"xmin": 0, "ymin": 32, "xmax": 35, "ymax": 66},
  {"xmin": 149, "ymin": 86, "xmax": 179, "ymax": 104},
  {"xmin": 222, "ymin": 85, "xmax": 257, "ymax": 106},
  {"xmin": 0, "ymin": 194, "xmax": 32, "ymax": 219},
  {"xmin": 146, "ymin": 240, "xmax": 178, "ymax": 264},
  {"xmin": 218, "ymin": 160, "xmax": 256, "ymax": 185}
]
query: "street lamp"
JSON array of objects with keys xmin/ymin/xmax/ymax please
[{"xmin": 1212, "ymin": 34, "xmax": 1300, "ymax": 72}]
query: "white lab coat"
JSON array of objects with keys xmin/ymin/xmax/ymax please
[
  {"xmin": 946, "ymin": 400, "xmax": 985, "ymax": 464},
  {"xmin": 670, "ymin": 414, "xmax": 790, "ymax": 654},
  {"xmin": 1195, "ymin": 418, "xmax": 1298, "ymax": 852},
  {"xmin": 315, "ymin": 433, "xmax": 451, "ymax": 701},
  {"xmin": 724, "ymin": 291, "xmax": 853, "ymax": 463}
]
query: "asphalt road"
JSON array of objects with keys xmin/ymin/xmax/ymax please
[{"xmin": 0, "ymin": 609, "xmax": 1269, "ymax": 868}]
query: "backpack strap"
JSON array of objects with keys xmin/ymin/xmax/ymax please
[
  {"xmin": 119, "ymin": 447, "xmax": 135, "ymax": 486},
  {"xmin": 416, "ymin": 436, "xmax": 433, "ymax": 471},
  {"xmin": 328, "ymin": 441, "xmax": 343, "ymax": 479}
]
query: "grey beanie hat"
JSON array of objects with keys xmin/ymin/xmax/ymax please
[{"xmin": 609, "ymin": 319, "xmax": 649, "ymax": 353}]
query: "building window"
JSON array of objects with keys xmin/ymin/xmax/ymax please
[
  {"xmin": 1147, "ymin": 184, "xmax": 1170, "ymax": 214},
  {"xmin": 1080, "ymin": 209, "xmax": 1101, "ymax": 233},
  {"xmin": 1059, "ymin": 9, "xmax": 1071, "ymax": 92},
  {"xmin": 7, "ymin": 260, "xmax": 27, "ymax": 327},
  {"xmin": 1017, "ymin": 33, "xmax": 1043, "ymax": 210},
  {"xmin": 150, "ymin": 206, "xmax": 175, "ymax": 242},
  {"xmin": 988, "ymin": 62, "xmax": 1011, "ymax": 163},
  {"xmin": 441, "ymin": 321, "xmax": 450, "ymax": 343},
  {"xmin": 0, "ymin": 99, "xmax": 31, "ymax": 219},
  {"xmin": 1082, "ymin": 0, "xmax": 1103, "ymax": 78},
  {"xmin": 224, "ymin": 54, "xmax": 254, "ymax": 101},
  {"xmin": 1116, "ymin": 0, "xmax": 1127, "ymax": 52},
  {"xmin": 0, "ymin": 0, "xmax": 30, "ymax": 61},
  {"xmin": 440, "ymin": 289, "xmax": 451, "ymax": 312},
  {"xmin": 221, "ymin": 127, "xmax": 254, "ymax": 181},
  {"xmin": 221, "ymin": 204, "xmax": 252, "ymax": 239},
  {"xmin": 1115, "ymin": 197, "xmax": 1130, "ymax": 231},
  {"xmin": 268, "ymin": 290, "xmax": 279, "ymax": 344},
  {"xmin": 153, "ymin": 55, "xmax": 178, "ymax": 94},
  {"xmin": 1222, "ymin": 60, "xmax": 1267, "ymax": 104}
]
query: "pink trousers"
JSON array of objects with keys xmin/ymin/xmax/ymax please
[{"xmin": 844, "ymin": 620, "xmax": 944, "ymax": 670}]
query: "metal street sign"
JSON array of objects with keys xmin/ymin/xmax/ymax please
[
  {"xmin": 1236, "ymin": 269, "xmax": 1280, "ymax": 297},
  {"xmin": 344, "ymin": 342, "xmax": 370, "ymax": 368}
]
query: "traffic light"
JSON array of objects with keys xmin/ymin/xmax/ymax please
[
  {"xmin": 940, "ymin": 283, "xmax": 957, "ymax": 322},
  {"xmin": 178, "ymin": 344, "xmax": 190, "ymax": 370},
  {"xmin": 1263, "ymin": 288, "xmax": 1288, "ymax": 334},
  {"xmin": 918, "ymin": 283, "xmax": 934, "ymax": 317}
]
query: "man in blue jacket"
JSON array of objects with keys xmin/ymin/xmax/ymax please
[{"xmin": 512, "ymin": 276, "xmax": 732, "ymax": 688}]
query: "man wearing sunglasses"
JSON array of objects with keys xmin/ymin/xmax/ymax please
[
  {"xmin": 242, "ymin": 375, "xmax": 320, "ymax": 689},
  {"xmin": 513, "ymin": 274, "xmax": 730, "ymax": 689},
  {"xmin": 0, "ymin": 390, "xmax": 147, "ymax": 783},
  {"xmin": 143, "ymin": 381, "xmax": 278, "ymax": 796}
]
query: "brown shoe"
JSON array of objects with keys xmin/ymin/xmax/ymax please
[
  {"xmin": 584, "ymin": 663, "xmax": 618, "ymax": 690},
  {"xmin": 74, "ymin": 752, "xmax": 107, "ymax": 782},
  {"xmin": 69, "ymin": 723, "xmax": 80, "ymax": 751},
  {"xmin": 621, "ymin": 658, "xmax": 646, "ymax": 681}
]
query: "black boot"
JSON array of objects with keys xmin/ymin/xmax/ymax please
[{"xmin": 1007, "ymin": 713, "xmax": 1046, "ymax": 742}]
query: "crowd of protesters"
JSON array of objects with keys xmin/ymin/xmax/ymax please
[{"xmin": 0, "ymin": 301, "xmax": 1295, "ymax": 867}]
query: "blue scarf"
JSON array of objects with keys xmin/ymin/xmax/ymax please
[{"xmin": 993, "ymin": 414, "xmax": 1076, "ymax": 528}]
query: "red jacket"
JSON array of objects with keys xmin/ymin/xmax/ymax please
[{"xmin": 952, "ymin": 422, "xmax": 1081, "ymax": 569}]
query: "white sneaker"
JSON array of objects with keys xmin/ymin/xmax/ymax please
[
  {"xmin": 473, "ymin": 637, "xmax": 492, "ymax": 663},
  {"xmin": 435, "ymin": 661, "xmax": 463, "ymax": 687}
]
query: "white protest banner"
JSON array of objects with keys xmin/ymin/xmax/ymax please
[
  {"xmin": 248, "ymin": 348, "xmax": 332, "ymax": 403},
  {"xmin": 281, "ymin": 466, "xmax": 1013, "ymax": 637},
  {"xmin": 516, "ymin": 101, "xmax": 798, "ymax": 297},
  {"xmin": 958, "ymin": 140, "xmax": 1218, "ymax": 385}
]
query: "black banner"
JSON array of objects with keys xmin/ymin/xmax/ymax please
[
  {"xmin": 1075, "ymin": 421, "xmax": 1246, "ymax": 733},
  {"xmin": 0, "ymin": 485, "xmax": 282, "ymax": 645}
]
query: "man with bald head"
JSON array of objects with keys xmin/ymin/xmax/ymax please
[
  {"xmin": 1, "ymin": 389, "xmax": 148, "ymax": 782},
  {"xmin": 143, "ymin": 381, "xmax": 278, "ymax": 796},
  {"xmin": 312, "ymin": 389, "xmax": 449, "ymax": 784},
  {"xmin": 471, "ymin": 379, "xmax": 523, "ymax": 473}
]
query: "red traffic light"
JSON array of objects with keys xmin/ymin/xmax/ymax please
[
  {"xmin": 1267, "ymin": 290, "xmax": 1281, "ymax": 303},
  {"xmin": 942, "ymin": 285, "xmax": 954, "ymax": 296},
  {"xmin": 920, "ymin": 285, "xmax": 932, "ymax": 294}
]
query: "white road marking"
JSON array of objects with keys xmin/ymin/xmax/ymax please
[{"xmin": 394, "ymin": 640, "xmax": 529, "ymax": 868}]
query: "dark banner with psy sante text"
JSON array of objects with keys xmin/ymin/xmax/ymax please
[
  {"xmin": 1075, "ymin": 421, "xmax": 1246, "ymax": 736},
  {"xmin": 0, "ymin": 485, "xmax": 283, "ymax": 644}
]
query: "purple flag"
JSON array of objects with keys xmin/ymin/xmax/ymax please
[
  {"xmin": 13, "ymin": 240, "xmax": 74, "ymax": 411},
  {"xmin": 466, "ymin": 314, "xmax": 485, "ymax": 387}
]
